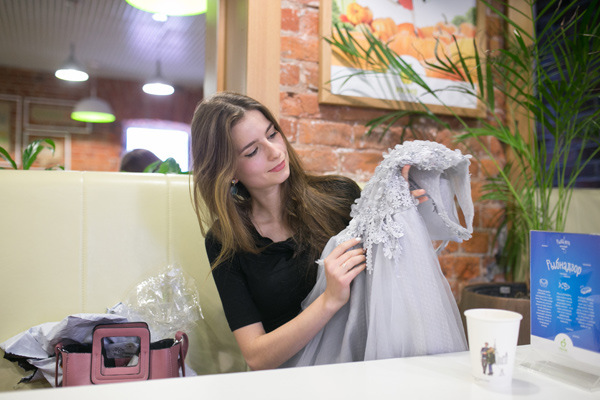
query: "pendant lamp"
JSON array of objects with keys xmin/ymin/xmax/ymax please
[
  {"xmin": 125, "ymin": 0, "xmax": 207, "ymax": 16},
  {"xmin": 143, "ymin": 61, "xmax": 174, "ymax": 96},
  {"xmin": 55, "ymin": 43, "xmax": 89, "ymax": 82},
  {"xmin": 71, "ymin": 84, "xmax": 116, "ymax": 123},
  {"xmin": 152, "ymin": 13, "xmax": 168, "ymax": 22}
]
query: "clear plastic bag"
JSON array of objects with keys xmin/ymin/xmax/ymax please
[{"xmin": 109, "ymin": 265, "xmax": 203, "ymax": 340}]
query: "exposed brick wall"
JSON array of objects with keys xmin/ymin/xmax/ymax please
[
  {"xmin": 0, "ymin": 67, "xmax": 203, "ymax": 171},
  {"xmin": 280, "ymin": 0, "xmax": 507, "ymax": 299}
]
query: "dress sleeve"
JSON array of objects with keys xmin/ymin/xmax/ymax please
[{"xmin": 205, "ymin": 233, "xmax": 263, "ymax": 332}]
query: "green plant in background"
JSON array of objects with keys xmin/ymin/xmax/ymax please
[
  {"xmin": 144, "ymin": 157, "xmax": 188, "ymax": 174},
  {"xmin": 327, "ymin": 0, "xmax": 600, "ymax": 282},
  {"xmin": 0, "ymin": 138, "xmax": 63, "ymax": 170}
]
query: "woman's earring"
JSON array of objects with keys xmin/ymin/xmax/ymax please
[{"xmin": 230, "ymin": 179, "xmax": 243, "ymax": 201}]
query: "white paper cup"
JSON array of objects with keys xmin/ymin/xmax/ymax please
[{"xmin": 464, "ymin": 308, "xmax": 523, "ymax": 387}]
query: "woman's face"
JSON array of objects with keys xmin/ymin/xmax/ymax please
[{"xmin": 231, "ymin": 110, "xmax": 290, "ymax": 193}]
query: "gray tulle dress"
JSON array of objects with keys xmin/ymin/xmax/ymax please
[{"xmin": 282, "ymin": 140, "xmax": 472, "ymax": 367}]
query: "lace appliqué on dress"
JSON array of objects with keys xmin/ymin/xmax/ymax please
[{"xmin": 336, "ymin": 140, "xmax": 473, "ymax": 273}]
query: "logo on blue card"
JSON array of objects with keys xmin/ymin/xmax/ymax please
[{"xmin": 556, "ymin": 236, "xmax": 571, "ymax": 253}]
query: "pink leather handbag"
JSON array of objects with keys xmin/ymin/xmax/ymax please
[{"xmin": 54, "ymin": 322, "xmax": 188, "ymax": 387}]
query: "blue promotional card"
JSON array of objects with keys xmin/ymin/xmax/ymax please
[{"xmin": 530, "ymin": 231, "xmax": 600, "ymax": 371}]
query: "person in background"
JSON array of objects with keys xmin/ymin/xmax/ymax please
[
  {"xmin": 190, "ymin": 92, "xmax": 427, "ymax": 370},
  {"xmin": 120, "ymin": 148, "xmax": 161, "ymax": 172}
]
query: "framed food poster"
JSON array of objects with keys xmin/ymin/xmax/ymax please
[
  {"xmin": 319, "ymin": 0, "xmax": 487, "ymax": 117},
  {"xmin": 24, "ymin": 97, "xmax": 91, "ymax": 134}
]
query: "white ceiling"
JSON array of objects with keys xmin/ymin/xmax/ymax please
[{"xmin": 0, "ymin": 0, "xmax": 206, "ymax": 89}]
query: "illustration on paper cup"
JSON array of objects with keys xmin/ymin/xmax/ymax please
[
  {"xmin": 480, "ymin": 342, "xmax": 495, "ymax": 375},
  {"xmin": 480, "ymin": 341, "xmax": 508, "ymax": 376}
]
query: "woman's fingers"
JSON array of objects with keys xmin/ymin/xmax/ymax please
[
  {"xmin": 323, "ymin": 240, "xmax": 365, "ymax": 280},
  {"xmin": 322, "ymin": 240, "xmax": 367, "ymax": 310},
  {"xmin": 337, "ymin": 248, "xmax": 366, "ymax": 273},
  {"xmin": 412, "ymin": 189, "xmax": 428, "ymax": 203},
  {"xmin": 401, "ymin": 164, "xmax": 411, "ymax": 181},
  {"xmin": 346, "ymin": 261, "xmax": 366, "ymax": 280},
  {"xmin": 328, "ymin": 237, "xmax": 362, "ymax": 259},
  {"xmin": 403, "ymin": 164, "xmax": 429, "ymax": 203}
]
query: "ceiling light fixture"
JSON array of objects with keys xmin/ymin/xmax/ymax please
[
  {"xmin": 55, "ymin": 43, "xmax": 89, "ymax": 82},
  {"xmin": 71, "ymin": 84, "xmax": 116, "ymax": 123},
  {"xmin": 125, "ymin": 0, "xmax": 207, "ymax": 16},
  {"xmin": 152, "ymin": 13, "xmax": 168, "ymax": 22},
  {"xmin": 143, "ymin": 61, "xmax": 175, "ymax": 96}
]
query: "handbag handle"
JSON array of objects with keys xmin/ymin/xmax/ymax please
[
  {"xmin": 91, "ymin": 322, "xmax": 151, "ymax": 384},
  {"xmin": 175, "ymin": 331, "xmax": 189, "ymax": 376},
  {"xmin": 54, "ymin": 343, "xmax": 63, "ymax": 387}
]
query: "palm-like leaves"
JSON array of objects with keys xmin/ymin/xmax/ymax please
[
  {"xmin": 0, "ymin": 138, "xmax": 60, "ymax": 170},
  {"xmin": 144, "ymin": 157, "xmax": 187, "ymax": 174},
  {"xmin": 327, "ymin": 0, "xmax": 600, "ymax": 281},
  {"xmin": 0, "ymin": 146, "xmax": 17, "ymax": 169}
]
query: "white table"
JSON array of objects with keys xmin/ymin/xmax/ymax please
[{"xmin": 1, "ymin": 346, "xmax": 597, "ymax": 399}]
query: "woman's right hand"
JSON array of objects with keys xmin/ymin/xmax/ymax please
[
  {"xmin": 321, "ymin": 237, "xmax": 366, "ymax": 311},
  {"xmin": 232, "ymin": 238, "xmax": 366, "ymax": 370}
]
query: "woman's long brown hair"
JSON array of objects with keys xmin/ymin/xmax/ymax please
[{"xmin": 191, "ymin": 92, "xmax": 358, "ymax": 269}]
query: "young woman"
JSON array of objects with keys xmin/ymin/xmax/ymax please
[{"xmin": 190, "ymin": 92, "xmax": 425, "ymax": 370}]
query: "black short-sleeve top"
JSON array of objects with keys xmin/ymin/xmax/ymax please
[
  {"xmin": 206, "ymin": 229, "xmax": 315, "ymax": 333},
  {"xmin": 206, "ymin": 177, "xmax": 360, "ymax": 334}
]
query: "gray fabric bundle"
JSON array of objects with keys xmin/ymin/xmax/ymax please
[{"xmin": 283, "ymin": 140, "xmax": 472, "ymax": 367}]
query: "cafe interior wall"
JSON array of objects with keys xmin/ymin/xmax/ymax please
[
  {"xmin": 1, "ymin": 0, "xmax": 505, "ymax": 300},
  {"xmin": 0, "ymin": 66, "xmax": 203, "ymax": 171},
  {"xmin": 278, "ymin": 0, "xmax": 508, "ymax": 299}
]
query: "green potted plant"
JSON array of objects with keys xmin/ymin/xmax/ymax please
[
  {"xmin": 0, "ymin": 138, "xmax": 63, "ymax": 170},
  {"xmin": 144, "ymin": 157, "xmax": 189, "ymax": 174},
  {"xmin": 327, "ymin": 0, "xmax": 599, "ymax": 344}
]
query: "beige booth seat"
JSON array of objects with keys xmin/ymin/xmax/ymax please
[{"xmin": 0, "ymin": 170, "xmax": 246, "ymax": 391}]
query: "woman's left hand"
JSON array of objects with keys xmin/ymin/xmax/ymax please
[{"xmin": 402, "ymin": 165, "xmax": 428, "ymax": 204}]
